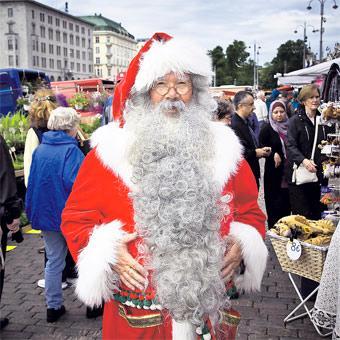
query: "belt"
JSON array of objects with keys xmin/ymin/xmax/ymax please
[{"xmin": 118, "ymin": 304, "xmax": 163, "ymax": 328}]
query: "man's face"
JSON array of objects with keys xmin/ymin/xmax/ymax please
[
  {"xmin": 238, "ymin": 95, "xmax": 255, "ymax": 117},
  {"xmin": 150, "ymin": 72, "xmax": 193, "ymax": 115}
]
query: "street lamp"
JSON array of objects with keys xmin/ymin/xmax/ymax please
[
  {"xmin": 294, "ymin": 22, "xmax": 318, "ymax": 68},
  {"xmin": 306, "ymin": 0, "xmax": 338, "ymax": 61},
  {"xmin": 248, "ymin": 42, "xmax": 261, "ymax": 90}
]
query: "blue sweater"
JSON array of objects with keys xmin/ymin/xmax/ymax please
[{"xmin": 26, "ymin": 130, "xmax": 84, "ymax": 232}]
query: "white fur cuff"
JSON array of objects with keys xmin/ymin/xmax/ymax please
[
  {"xmin": 75, "ymin": 220, "xmax": 125, "ymax": 307},
  {"xmin": 229, "ymin": 221, "xmax": 268, "ymax": 292}
]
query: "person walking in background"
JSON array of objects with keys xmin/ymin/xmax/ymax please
[
  {"xmin": 0, "ymin": 135, "xmax": 23, "ymax": 329},
  {"xmin": 286, "ymin": 84, "xmax": 333, "ymax": 299},
  {"xmin": 259, "ymin": 100, "xmax": 291, "ymax": 228},
  {"xmin": 214, "ymin": 99, "xmax": 234, "ymax": 126},
  {"xmin": 231, "ymin": 91, "xmax": 272, "ymax": 189},
  {"xmin": 25, "ymin": 107, "xmax": 84, "ymax": 323},
  {"xmin": 254, "ymin": 90, "xmax": 268, "ymax": 129}
]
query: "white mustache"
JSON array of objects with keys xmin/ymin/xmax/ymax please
[{"xmin": 158, "ymin": 100, "xmax": 186, "ymax": 112}]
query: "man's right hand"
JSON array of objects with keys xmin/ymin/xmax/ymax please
[
  {"xmin": 256, "ymin": 147, "xmax": 271, "ymax": 158},
  {"xmin": 111, "ymin": 233, "xmax": 149, "ymax": 291}
]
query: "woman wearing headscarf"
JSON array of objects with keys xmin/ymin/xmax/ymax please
[{"xmin": 259, "ymin": 100, "xmax": 291, "ymax": 228}]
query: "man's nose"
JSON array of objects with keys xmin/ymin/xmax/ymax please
[{"xmin": 166, "ymin": 87, "xmax": 179, "ymax": 99}]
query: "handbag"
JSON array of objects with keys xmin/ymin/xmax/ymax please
[{"xmin": 292, "ymin": 117, "xmax": 319, "ymax": 185}]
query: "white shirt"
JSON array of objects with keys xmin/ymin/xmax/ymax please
[{"xmin": 254, "ymin": 99, "xmax": 268, "ymax": 122}]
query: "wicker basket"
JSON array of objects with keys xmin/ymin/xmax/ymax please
[{"xmin": 267, "ymin": 231, "xmax": 328, "ymax": 282}]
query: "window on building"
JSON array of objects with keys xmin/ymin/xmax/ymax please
[
  {"xmin": 82, "ymin": 51, "xmax": 85, "ymax": 60},
  {"xmin": 89, "ymin": 64, "xmax": 93, "ymax": 73},
  {"xmin": 95, "ymin": 36, "xmax": 99, "ymax": 43},
  {"xmin": 63, "ymin": 32, "xmax": 67, "ymax": 43},
  {"xmin": 71, "ymin": 61, "xmax": 74, "ymax": 70},
  {"xmin": 15, "ymin": 39, "xmax": 18, "ymax": 50},
  {"xmin": 76, "ymin": 36, "xmax": 80, "ymax": 46},
  {"xmin": 36, "ymin": 56, "xmax": 39, "ymax": 67},
  {"xmin": 69, "ymin": 22, "xmax": 73, "ymax": 30},
  {"xmin": 70, "ymin": 49, "xmax": 74, "ymax": 58},
  {"xmin": 76, "ymin": 50, "xmax": 80, "ymax": 59},
  {"xmin": 95, "ymin": 46, "xmax": 100, "ymax": 54},
  {"xmin": 40, "ymin": 26, "xmax": 45, "ymax": 38},
  {"xmin": 96, "ymin": 57, "xmax": 100, "ymax": 64},
  {"xmin": 16, "ymin": 55, "xmax": 19, "ymax": 67},
  {"xmin": 8, "ymin": 39, "xmax": 13, "ymax": 50},
  {"xmin": 40, "ymin": 13, "xmax": 45, "ymax": 22},
  {"xmin": 32, "ymin": 10, "xmax": 35, "ymax": 19},
  {"xmin": 8, "ymin": 55, "xmax": 14, "ymax": 67},
  {"xmin": 82, "ymin": 38, "xmax": 85, "ymax": 48},
  {"xmin": 63, "ymin": 47, "xmax": 68, "ymax": 57},
  {"xmin": 42, "ymin": 57, "xmax": 46, "ymax": 68},
  {"xmin": 82, "ymin": 64, "xmax": 86, "ymax": 72},
  {"xmin": 36, "ymin": 41, "xmax": 39, "ymax": 51},
  {"xmin": 75, "ymin": 25, "xmax": 79, "ymax": 33},
  {"xmin": 49, "ymin": 58, "xmax": 54, "ymax": 69},
  {"xmin": 57, "ymin": 46, "xmax": 61, "ymax": 56},
  {"xmin": 70, "ymin": 34, "xmax": 74, "ymax": 45},
  {"xmin": 107, "ymin": 68, "xmax": 111, "ymax": 76},
  {"xmin": 32, "ymin": 23, "xmax": 36, "ymax": 35},
  {"xmin": 48, "ymin": 28, "xmax": 53, "ymax": 40},
  {"xmin": 62, "ymin": 20, "xmax": 67, "ymax": 29},
  {"xmin": 56, "ymin": 30, "xmax": 60, "ymax": 41},
  {"xmin": 81, "ymin": 27, "xmax": 85, "ymax": 34},
  {"xmin": 48, "ymin": 15, "xmax": 52, "ymax": 24},
  {"xmin": 32, "ymin": 40, "xmax": 35, "ymax": 51},
  {"xmin": 77, "ymin": 63, "xmax": 80, "ymax": 72},
  {"xmin": 88, "ymin": 28, "xmax": 90, "ymax": 36},
  {"xmin": 49, "ymin": 44, "xmax": 54, "ymax": 54},
  {"xmin": 88, "ymin": 39, "xmax": 91, "ymax": 48},
  {"xmin": 41, "ymin": 42, "xmax": 46, "ymax": 53},
  {"xmin": 57, "ymin": 60, "xmax": 62, "ymax": 70},
  {"xmin": 56, "ymin": 18, "xmax": 60, "ymax": 26},
  {"xmin": 8, "ymin": 23, "xmax": 14, "ymax": 34},
  {"xmin": 32, "ymin": 56, "xmax": 36, "ymax": 66},
  {"xmin": 8, "ymin": 8, "xmax": 13, "ymax": 17},
  {"xmin": 64, "ymin": 59, "xmax": 68, "ymax": 68},
  {"xmin": 88, "ymin": 50, "xmax": 92, "ymax": 60}
]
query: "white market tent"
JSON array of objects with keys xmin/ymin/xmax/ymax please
[{"xmin": 277, "ymin": 58, "xmax": 340, "ymax": 86}]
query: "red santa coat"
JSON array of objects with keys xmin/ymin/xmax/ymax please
[{"xmin": 61, "ymin": 121, "xmax": 268, "ymax": 339}]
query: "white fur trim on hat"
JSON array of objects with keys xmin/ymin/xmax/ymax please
[
  {"xmin": 134, "ymin": 38, "xmax": 213, "ymax": 91},
  {"xmin": 75, "ymin": 220, "xmax": 126, "ymax": 307},
  {"xmin": 229, "ymin": 221, "xmax": 268, "ymax": 292}
]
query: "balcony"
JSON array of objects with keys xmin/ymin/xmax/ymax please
[
  {"xmin": 106, "ymin": 41, "xmax": 112, "ymax": 47},
  {"xmin": 106, "ymin": 51, "xmax": 112, "ymax": 57}
]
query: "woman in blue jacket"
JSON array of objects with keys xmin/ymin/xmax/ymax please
[{"xmin": 26, "ymin": 107, "xmax": 84, "ymax": 323}]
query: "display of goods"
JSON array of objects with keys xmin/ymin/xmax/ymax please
[{"xmin": 271, "ymin": 215, "xmax": 335, "ymax": 245}]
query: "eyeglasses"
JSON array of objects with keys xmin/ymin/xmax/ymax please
[{"xmin": 153, "ymin": 81, "xmax": 192, "ymax": 96}]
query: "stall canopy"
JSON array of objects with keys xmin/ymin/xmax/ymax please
[{"xmin": 277, "ymin": 58, "xmax": 340, "ymax": 86}]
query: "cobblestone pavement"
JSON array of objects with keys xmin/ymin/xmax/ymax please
[{"xmin": 1, "ymin": 230, "xmax": 328, "ymax": 340}]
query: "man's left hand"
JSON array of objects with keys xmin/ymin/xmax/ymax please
[
  {"xmin": 7, "ymin": 218, "xmax": 20, "ymax": 233},
  {"xmin": 221, "ymin": 238, "xmax": 243, "ymax": 281}
]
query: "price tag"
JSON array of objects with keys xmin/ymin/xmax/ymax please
[{"xmin": 286, "ymin": 239, "xmax": 302, "ymax": 261}]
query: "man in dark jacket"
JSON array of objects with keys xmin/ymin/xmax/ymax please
[
  {"xmin": 0, "ymin": 135, "xmax": 23, "ymax": 329},
  {"xmin": 231, "ymin": 91, "xmax": 271, "ymax": 188}
]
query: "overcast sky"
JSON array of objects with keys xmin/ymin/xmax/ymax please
[{"xmin": 41, "ymin": 0, "xmax": 339, "ymax": 64}]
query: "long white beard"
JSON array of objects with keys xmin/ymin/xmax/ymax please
[{"xmin": 126, "ymin": 101, "xmax": 228, "ymax": 326}]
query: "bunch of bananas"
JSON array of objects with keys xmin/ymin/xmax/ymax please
[{"xmin": 272, "ymin": 215, "xmax": 335, "ymax": 245}]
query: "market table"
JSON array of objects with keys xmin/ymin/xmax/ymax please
[{"xmin": 311, "ymin": 221, "xmax": 340, "ymax": 339}]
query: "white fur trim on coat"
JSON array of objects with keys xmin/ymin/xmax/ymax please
[
  {"xmin": 75, "ymin": 220, "xmax": 125, "ymax": 307},
  {"xmin": 229, "ymin": 221, "xmax": 268, "ymax": 292},
  {"xmin": 91, "ymin": 122, "xmax": 243, "ymax": 192},
  {"xmin": 134, "ymin": 38, "xmax": 213, "ymax": 92},
  {"xmin": 172, "ymin": 320, "xmax": 196, "ymax": 340}
]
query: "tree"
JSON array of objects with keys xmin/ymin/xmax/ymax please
[
  {"xmin": 208, "ymin": 46, "xmax": 228, "ymax": 86},
  {"xmin": 225, "ymin": 40, "xmax": 250, "ymax": 84},
  {"xmin": 272, "ymin": 39, "xmax": 305, "ymax": 74}
]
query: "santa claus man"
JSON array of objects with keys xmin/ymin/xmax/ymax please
[{"xmin": 61, "ymin": 33, "xmax": 268, "ymax": 339}]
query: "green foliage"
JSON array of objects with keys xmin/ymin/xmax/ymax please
[
  {"xmin": 80, "ymin": 117, "xmax": 101, "ymax": 135},
  {"xmin": 0, "ymin": 111, "xmax": 30, "ymax": 150},
  {"xmin": 68, "ymin": 92, "xmax": 90, "ymax": 110},
  {"xmin": 208, "ymin": 46, "xmax": 228, "ymax": 86}
]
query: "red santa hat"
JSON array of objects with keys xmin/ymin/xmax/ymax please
[{"xmin": 112, "ymin": 32, "xmax": 213, "ymax": 125}]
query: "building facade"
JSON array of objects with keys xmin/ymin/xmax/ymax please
[
  {"xmin": 0, "ymin": 0, "xmax": 95, "ymax": 80},
  {"xmin": 80, "ymin": 14, "xmax": 137, "ymax": 81}
]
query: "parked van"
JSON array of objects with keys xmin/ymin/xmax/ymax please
[{"xmin": 0, "ymin": 68, "xmax": 50, "ymax": 116}]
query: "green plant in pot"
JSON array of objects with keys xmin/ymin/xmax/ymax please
[{"xmin": 68, "ymin": 92, "xmax": 90, "ymax": 111}]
